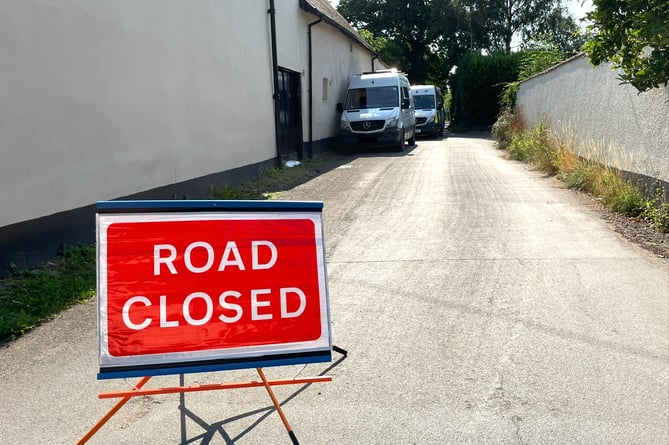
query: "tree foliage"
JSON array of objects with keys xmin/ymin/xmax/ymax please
[
  {"xmin": 337, "ymin": 0, "xmax": 582, "ymax": 84},
  {"xmin": 519, "ymin": 36, "xmax": 567, "ymax": 80},
  {"xmin": 337, "ymin": 0, "xmax": 462, "ymax": 84},
  {"xmin": 500, "ymin": 37, "xmax": 565, "ymax": 110},
  {"xmin": 460, "ymin": 0, "xmax": 580, "ymax": 53},
  {"xmin": 538, "ymin": 5, "xmax": 586, "ymax": 55},
  {"xmin": 337, "ymin": 1, "xmax": 584, "ymax": 131},
  {"xmin": 358, "ymin": 29, "xmax": 411, "ymax": 72},
  {"xmin": 583, "ymin": 0, "xmax": 669, "ymax": 92}
]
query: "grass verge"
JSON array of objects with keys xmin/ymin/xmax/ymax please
[
  {"xmin": 0, "ymin": 156, "xmax": 345, "ymax": 343},
  {"xmin": 0, "ymin": 245, "xmax": 96, "ymax": 342}
]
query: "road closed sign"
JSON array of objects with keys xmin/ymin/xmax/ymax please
[{"xmin": 96, "ymin": 200, "xmax": 331, "ymax": 379}]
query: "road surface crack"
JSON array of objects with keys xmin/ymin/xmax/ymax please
[{"xmin": 511, "ymin": 414, "xmax": 527, "ymax": 445}]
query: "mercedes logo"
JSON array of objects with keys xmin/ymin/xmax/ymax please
[{"xmin": 363, "ymin": 121, "xmax": 371, "ymax": 130}]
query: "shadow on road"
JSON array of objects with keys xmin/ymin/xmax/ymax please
[{"xmin": 177, "ymin": 349, "xmax": 349, "ymax": 444}]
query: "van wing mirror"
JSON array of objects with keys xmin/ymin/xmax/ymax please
[
  {"xmin": 336, "ymin": 103, "xmax": 343, "ymax": 113},
  {"xmin": 401, "ymin": 98, "xmax": 410, "ymax": 109}
]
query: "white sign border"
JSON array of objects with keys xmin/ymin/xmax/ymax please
[{"xmin": 96, "ymin": 209, "xmax": 331, "ymax": 375}]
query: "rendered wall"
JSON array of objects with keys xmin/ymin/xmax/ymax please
[
  {"xmin": 308, "ymin": 19, "xmax": 385, "ymax": 141},
  {"xmin": 277, "ymin": 6, "xmax": 387, "ymax": 148},
  {"xmin": 0, "ymin": 0, "xmax": 276, "ymax": 229},
  {"xmin": 0, "ymin": 0, "xmax": 383, "ymax": 274},
  {"xmin": 516, "ymin": 54, "xmax": 669, "ymax": 183}
]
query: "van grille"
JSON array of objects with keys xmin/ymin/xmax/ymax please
[
  {"xmin": 416, "ymin": 117, "xmax": 428, "ymax": 125},
  {"xmin": 351, "ymin": 120, "xmax": 385, "ymax": 132}
]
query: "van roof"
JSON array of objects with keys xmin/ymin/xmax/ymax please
[
  {"xmin": 361, "ymin": 68, "xmax": 400, "ymax": 74},
  {"xmin": 411, "ymin": 85, "xmax": 437, "ymax": 91},
  {"xmin": 355, "ymin": 70, "xmax": 406, "ymax": 80},
  {"xmin": 410, "ymin": 85, "xmax": 442, "ymax": 96},
  {"xmin": 349, "ymin": 70, "xmax": 409, "ymax": 88}
]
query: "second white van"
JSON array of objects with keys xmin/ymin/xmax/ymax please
[{"xmin": 410, "ymin": 85, "xmax": 446, "ymax": 138}]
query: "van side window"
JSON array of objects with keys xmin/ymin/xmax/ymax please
[{"xmin": 401, "ymin": 86, "xmax": 411, "ymax": 108}]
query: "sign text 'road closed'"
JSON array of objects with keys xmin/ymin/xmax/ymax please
[{"xmin": 96, "ymin": 201, "xmax": 331, "ymax": 378}]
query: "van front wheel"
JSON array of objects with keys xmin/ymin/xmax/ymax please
[
  {"xmin": 394, "ymin": 130, "xmax": 405, "ymax": 152},
  {"xmin": 407, "ymin": 126, "xmax": 416, "ymax": 145}
]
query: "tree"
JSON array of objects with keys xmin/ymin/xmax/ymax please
[
  {"xmin": 337, "ymin": 0, "xmax": 581, "ymax": 83},
  {"xmin": 338, "ymin": 0, "xmax": 430, "ymax": 81},
  {"xmin": 499, "ymin": 37, "xmax": 565, "ymax": 110},
  {"xmin": 583, "ymin": 0, "xmax": 669, "ymax": 92},
  {"xmin": 519, "ymin": 37, "xmax": 566, "ymax": 80},
  {"xmin": 539, "ymin": 5, "xmax": 586, "ymax": 55},
  {"xmin": 337, "ymin": 0, "xmax": 463, "ymax": 84},
  {"xmin": 462, "ymin": 0, "xmax": 580, "ymax": 53},
  {"xmin": 358, "ymin": 29, "xmax": 412, "ymax": 74}
]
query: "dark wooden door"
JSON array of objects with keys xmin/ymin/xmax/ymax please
[{"xmin": 277, "ymin": 68, "xmax": 303, "ymax": 161}]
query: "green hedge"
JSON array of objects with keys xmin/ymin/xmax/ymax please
[{"xmin": 449, "ymin": 51, "xmax": 522, "ymax": 131}]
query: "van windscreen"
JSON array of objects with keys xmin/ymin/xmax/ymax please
[
  {"xmin": 413, "ymin": 94, "xmax": 435, "ymax": 109},
  {"xmin": 345, "ymin": 86, "xmax": 398, "ymax": 109}
]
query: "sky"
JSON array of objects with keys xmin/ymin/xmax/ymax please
[{"xmin": 567, "ymin": 0, "xmax": 594, "ymax": 24}]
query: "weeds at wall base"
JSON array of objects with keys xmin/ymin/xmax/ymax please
[
  {"xmin": 494, "ymin": 109, "xmax": 669, "ymax": 233},
  {"xmin": 642, "ymin": 183, "xmax": 669, "ymax": 231}
]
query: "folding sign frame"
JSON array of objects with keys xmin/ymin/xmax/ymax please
[{"xmin": 80, "ymin": 200, "xmax": 335, "ymax": 444}]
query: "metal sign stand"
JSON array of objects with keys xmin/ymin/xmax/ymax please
[
  {"xmin": 87, "ymin": 200, "xmax": 339, "ymax": 444},
  {"xmin": 77, "ymin": 369, "xmax": 333, "ymax": 445}
]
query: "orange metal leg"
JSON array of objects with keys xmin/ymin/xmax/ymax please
[
  {"xmin": 98, "ymin": 376, "xmax": 331, "ymax": 399},
  {"xmin": 77, "ymin": 376, "xmax": 152, "ymax": 445},
  {"xmin": 257, "ymin": 368, "xmax": 300, "ymax": 445},
  {"xmin": 79, "ymin": 370, "xmax": 330, "ymax": 444}
]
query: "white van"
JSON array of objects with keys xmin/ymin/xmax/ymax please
[
  {"xmin": 410, "ymin": 85, "xmax": 446, "ymax": 138},
  {"xmin": 336, "ymin": 69, "xmax": 416, "ymax": 151}
]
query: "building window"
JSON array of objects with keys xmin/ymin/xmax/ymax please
[{"xmin": 322, "ymin": 78, "xmax": 329, "ymax": 102}]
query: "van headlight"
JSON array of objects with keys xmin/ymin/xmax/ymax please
[
  {"xmin": 386, "ymin": 117, "xmax": 399, "ymax": 128},
  {"xmin": 340, "ymin": 120, "xmax": 350, "ymax": 131}
]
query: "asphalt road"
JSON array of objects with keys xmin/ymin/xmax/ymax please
[{"xmin": 1, "ymin": 134, "xmax": 668, "ymax": 444}]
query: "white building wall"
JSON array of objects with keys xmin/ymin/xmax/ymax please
[
  {"xmin": 517, "ymin": 54, "xmax": 669, "ymax": 183},
  {"xmin": 268, "ymin": 3, "xmax": 386, "ymax": 149},
  {"xmin": 0, "ymin": 0, "xmax": 276, "ymax": 228},
  {"xmin": 276, "ymin": 3, "xmax": 305, "ymax": 73},
  {"xmin": 309, "ymin": 21, "xmax": 382, "ymax": 141},
  {"xmin": 0, "ymin": 0, "xmax": 384, "ymax": 273}
]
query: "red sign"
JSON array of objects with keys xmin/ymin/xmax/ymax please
[{"xmin": 97, "ymin": 202, "xmax": 331, "ymax": 378}]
